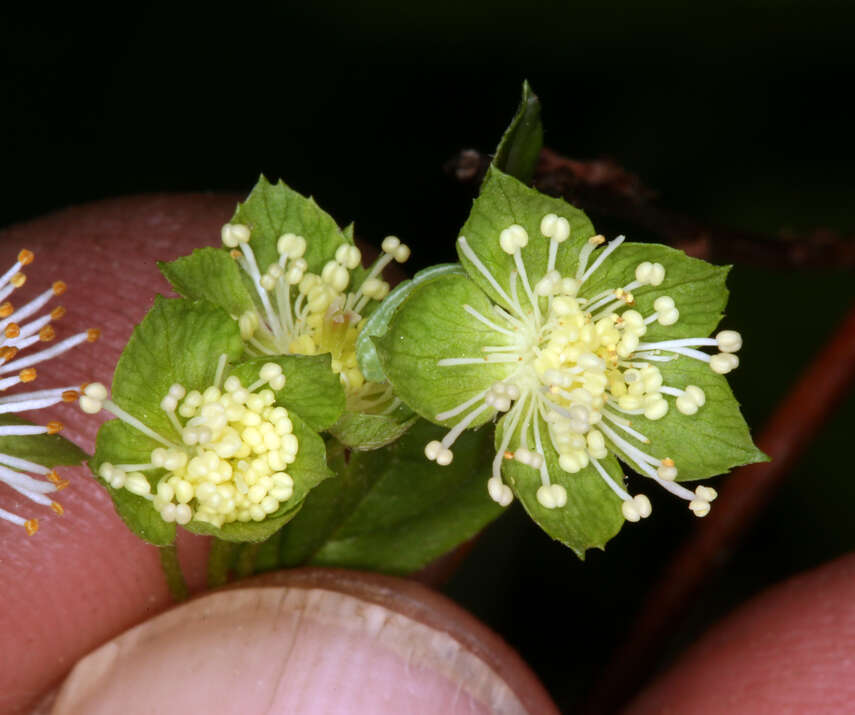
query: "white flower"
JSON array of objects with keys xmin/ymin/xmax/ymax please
[
  {"xmin": 0, "ymin": 249, "xmax": 99, "ymax": 535},
  {"xmin": 80, "ymin": 357, "xmax": 298, "ymax": 529},
  {"xmin": 422, "ymin": 218, "xmax": 743, "ymax": 520},
  {"xmin": 223, "ymin": 223, "xmax": 409, "ymax": 410}
]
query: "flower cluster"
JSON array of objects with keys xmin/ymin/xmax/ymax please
[
  {"xmin": 0, "ymin": 250, "xmax": 97, "ymax": 535},
  {"xmin": 81, "ymin": 358, "xmax": 298, "ymax": 528}
]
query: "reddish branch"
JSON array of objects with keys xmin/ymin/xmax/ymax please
[{"xmin": 446, "ymin": 148, "xmax": 855, "ymax": 268}]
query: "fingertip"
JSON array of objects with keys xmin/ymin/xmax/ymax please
[{"xmin": 51, "ymin": 569, "xmax": 557, "ymax": 715}]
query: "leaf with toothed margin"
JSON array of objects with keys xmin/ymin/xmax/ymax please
[
  {"xmin": 605, "ymin": 356, "xmax": 768, "ymax": 482},
  {"xmin": 158, "ymin": 247, "xmax": 256, "ymax": 320},
  {"xmin": 110, "ymin": 296, "xmax": 245, "ymax": 441},
  {"xmin": 357, "ymin": 263, "xmax": 466, "ymax": 383},
  {"xmin": 229, "ymin": 175, "xmax": 352, "ymax": 275},
  {"xmin": 457, "ymin": 167, "xmax": 596, "ymax": 314},
  {"xmin": 496, "ymin": 413, "xmax": 625, "ymax": 559},
  {"xmin": 493, "ymin": 80, "xmax": 543, "ymax": 185},
  {"xmin": 374, "ymin": 271, "xmax": 517, "ymax": 430},
  {"xmin": 0, "ymin": 415, "xmax": 87, "ymax": 467}
]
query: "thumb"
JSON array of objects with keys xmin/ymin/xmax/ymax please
[{"xmin": 47, "ymin": 569, "xmax": 557, "ymax": 714}]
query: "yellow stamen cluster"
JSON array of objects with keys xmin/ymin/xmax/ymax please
[
  {"xmin": 534, "ymin": 291, "xmax": 667, "ymax": 475},
  {"xmin": 98, "ymin": 365, "xmax": 298, "ymax": 529},
  {"xmin": 226, "ymin": 224, "xmax": 409, "ymax": 399}
]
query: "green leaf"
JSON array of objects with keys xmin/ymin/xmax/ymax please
[
  {"xmin": 458, "ymin": 166, "xmax": 596, "ymax": 313},
  {"xmin": 497, "ymin": 414, "xmax": 625, "ymax": 558},
  {"xmin": 158, "ymin": 247, "xmax": 255, "ymax": 319},
  {"xmin": 228, "ymin": 354, "xmax": 345, "ymax": 433},
  {"xmin": 112, "ymin": 296, "xmax": 244, "ymax": 440},
  {"xmin": 230, "ymin": 175, "xmax": 350, "ymax": 274},
  {"xmin": 608, "ymin": 356, "xmax": 768, "ymax": 481},
  {"xmin": 0, "ymin": 415, "xmax": 87, "ymax": 467},
  {"xmin": 329, "ymin": 403, "xmax": 419, "ymax": 451},
  {"xmin": 270, "ymin": 420, "xmax": 503, "ymax": 574},
  {"xmin": 91, "ymin": 419, "xmax": 176, "ymax": 546},
  {"xmin": 357, "ymin": 263, "xmax": 465, "ymax": 383},
  {"xmin": 374, "ymin": 271, "xmax": 515, "ymax": 428},
  {"xmin": 493, "ymin": 80, "xmax": 543, "ymax": 185},
  {"xmin": 186, "ymin": 412, "xmax": 332, "ymax": 542},
  {"xmin": 578, "ymin": 242, "xmax": 731, "ymax": 342}
]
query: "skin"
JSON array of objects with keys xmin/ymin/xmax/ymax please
[
  {"xmin": 0, "ymin": 195, "xmax": 555, "ymax": 714},
  {"xmin": 627, "ymin": 551, "xmax": 855, "ymax": 714}
]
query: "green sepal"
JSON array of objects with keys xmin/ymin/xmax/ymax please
[
  {"xmin": 328, "ymin": 403, "xmax": 419, "ymax": 451},
  {"xmin": 579, "ymin": 242, "xmax": 731, "ymax": 341},
  {"xmin": 111, "ymin": 296, "xmax": 244, "ymax": 440},
  {"xmin": 609, "ymin": 357, "xmax": 768, "ymax": 481},
  {"xmin": 185, "ymin": 412, "xmax": 332, "ymax": 543},
  {"xmin": 228, "ymin": 354, "xmax": 345, "ymax": 433},
  {"xmin": 267, "ymin": 420, "xmax": 503, "ymax": 574},
  {"xmin": 158, "ymin": 247, "xmax": 255, "ymax": 319},
  {"xmin": 230, "ymin": 175, "xmax": 351, "ymax": 275},
  {"xmin": 458, "ymin": 167, "xmax": 596, "ymax": 314},
  {"xmin": 493, "ymin": 80, "xmax": 543, "ymax": 185},
  {"xmin": 357, "ymin": 263, "xmax": 465, "ymax": 383},
  {"xmin": 496, "ymin": 414, "xmax": 625, "ymax": 558},
  {"xmin": 91, "ymin": 420, "xmax": 176, "ymax": 546},
  {"xmin": 374, "ymin": 271, "xmax": 514, "ymax": 429},
  {"xmin": 0, "ymin": 415, "xmax": 87, "ymax": 467}
]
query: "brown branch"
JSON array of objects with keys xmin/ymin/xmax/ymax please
[
  {"xmin": 445, "ymin": 148, "xmax": 855, "ymax": 269},
  {"xmin": 582, "ymin": 301, "xmax": 855, "ymax": 713}
]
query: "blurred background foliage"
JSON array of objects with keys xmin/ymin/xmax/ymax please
[{"xmin": 2, "ymin": 2, "xmax": 852, "ymax": 710}]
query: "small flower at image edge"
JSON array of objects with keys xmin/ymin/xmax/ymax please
[
  {"xmin": 376, "ymin": 169, "xmax": 766, "ymax": 554},
  {"xmin": 0, "ymin": 249, "xmax": 98, "ymax": 535}
]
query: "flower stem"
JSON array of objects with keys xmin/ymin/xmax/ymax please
[
  {"xmin": 235, "ymin": 542, "xmax": 262, "ymax": 578},
  {"xmin": 159, "ymin": 544, "xmax": 188, "ymax": 601},
  {"xmin": 207, "ymin": 537, "xmax": 238, "ymax": 588}
]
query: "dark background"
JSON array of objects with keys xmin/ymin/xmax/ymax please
[{"xmin": 3, "ymin": 3, "xmax": 853, "ymax": 711}]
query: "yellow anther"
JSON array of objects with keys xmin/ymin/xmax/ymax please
[
  {"xmin": 52, "ymin": 281, "xmax": 67, "ymax": 296},
  {"xmin": 39, "ymin": 325, "xmax": 55, "ymax": 341},
  {"xmin": 24, "ymin": 519, "xmax": 39, "ymax": 536},
  {"xmin": 11, "ymin": 273, "xmax": 26, "ymax": 288},
  {"xmin": 17, "ymin": 249, "xmax": 35, "ymax": 265},
  {"xmin": 0, "ymin": 302, "xmax": 13, "ymax": 318},
  {"xmin": 51, "ymin": 502, "xmax": 64, "ymax": 515},
  {"xmin": 46, "ymin": 421, "xmax": 63, "ymax": 434},
  {"xmin": 20, "ymin": 368, "xmax": 37, "ymax": 383},
  {"xmin": 86, "ymin": 328, "xmax": 101, "ymax": 342},
  {"xmin": 50, "ymin": 306, "xmax": 66, "ymax": 320},
  {"xmin": 5, "ymin": 323, "xmax": 20, "ymax": 339}
]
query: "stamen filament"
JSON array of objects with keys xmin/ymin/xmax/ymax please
[
  {"xmin": 463, "ymin": 304, "xmax": 516, "ymax": 337},
  {"xmin": 590, "ymin": 457, "xmax": 632, "ymax": 502},
  {"xmin": 457, "ymin": 237, "xmax": 525, "ymax": 320}
]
